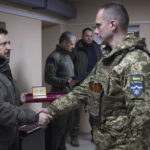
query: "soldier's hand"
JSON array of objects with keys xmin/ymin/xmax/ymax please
[{"xmin": 36, "ymin": 108, "xmax": 49, "ymax": 114}]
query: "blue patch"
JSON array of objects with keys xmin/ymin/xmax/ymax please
[
  {"xmin": 131, "ymin": 84, "xmax": 143, "ymax": 98},
  {"xmin": 132, "ymin": 75, "xmax": 141, "ymax": 81}
]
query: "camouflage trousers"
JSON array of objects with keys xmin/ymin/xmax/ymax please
[{"xmin": 93, "ymin": 125, "xmax": 150, "ymax": 150}]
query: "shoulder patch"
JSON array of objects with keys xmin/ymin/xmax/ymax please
[
  {"xmin": 130, "ymin": 75, "xmax": 143, "ymax": 98},
  {"xmin": 132, "ymin": 75, "xmax": 141, "ymax": 81}
]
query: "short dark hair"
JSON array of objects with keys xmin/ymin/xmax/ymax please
[
  {"xmin": 100, "ymin": 2, "xmax": 129, "ymax": 32},
  {"xmin": 59, "ymin": 31, "xmax": 76, "ymax": 44},
  {"xmin": 82, "ymin": 27, "xmax": 93, "ymax": 35},
  {"xmin": 0, "ymin": 27, "xmax": 8, "ymax": 35}
]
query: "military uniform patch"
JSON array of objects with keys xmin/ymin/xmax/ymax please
[
  {"xmin": 48, "ymin": 61, "xmax": 54, "ymax": 66},
  {"xmin": 130, "ymin": 75, "xmax": 143, "ymax": 98},
  {"xmin": 89, "ymin": 81, "xmax": 102, "ymax": 93}
]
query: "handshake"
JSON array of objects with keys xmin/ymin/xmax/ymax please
[
  {"xmin": 36, "ymin": 108, "xmax": 53, "ymax": 127},
  {"xmin": 20, "ymin": 93, "xmax": 53, "ymax": 127}
]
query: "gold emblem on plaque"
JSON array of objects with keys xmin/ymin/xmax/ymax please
[{"xmin": 32, "ymin": 86, "xmax": 47, "ymax": 99}]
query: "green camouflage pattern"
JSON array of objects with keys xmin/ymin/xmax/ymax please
[{"xmin": 47, "ymin": 34, "xmax": 150, "ymax": 150}]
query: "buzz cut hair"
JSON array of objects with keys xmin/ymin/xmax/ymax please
[
  {"xmin": 0, "ymin": 28, "xmax": 8, "ymax": 35},
  {"xmin": 59, "ymin": 31, "xmax": 76, "ymax": 44},
  {"xmin": 99, "ymin": 2, "xmax": 129, "ymax": 32}
]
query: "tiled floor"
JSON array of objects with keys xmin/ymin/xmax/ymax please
[{"xmin": 66, "ymin": 132, "xmax": 95, "ymax": 150}]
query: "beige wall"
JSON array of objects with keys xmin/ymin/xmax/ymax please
[
  {"xmin": 0, "ymin": 3, "xmax": 68, "ymax": 111},
  {"xmin": 42, "ymin": 24, "xmax": 68, "ymax": 90},
  {"xmin": 140, "ymin": 24, "xmax": 150, "ymax": 50},
  {"xmin": 42, "ymin": 24, "xmax": 60, "ymax": 89},
  {"xmin": 67, "ymin": 0, "xmax": 150, "ymax": 50},
  {"xmin": 0, "ymin": 12, "xmax": 42, "ymax": 110},
  {"xmin": 68, "ymin": 0, "xmax": 150, "ymax": 23}
]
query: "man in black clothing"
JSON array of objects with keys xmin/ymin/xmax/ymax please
[{"xmin": 70, "ymin": 28, "xmax": 103, "ymax": 146}]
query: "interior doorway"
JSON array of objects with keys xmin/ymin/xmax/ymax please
[{"xmin": 0, "ymin": 21, "xmax": 6, "ymax": 28}]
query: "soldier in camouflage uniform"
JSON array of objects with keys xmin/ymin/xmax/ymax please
[{"xmin": 46, "ymin": 2, "xmax": 150, "ymax": 150}]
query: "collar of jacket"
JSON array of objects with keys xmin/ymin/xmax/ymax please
[
  {"xmin": 56, "ymin": 45, "xmax": 71, "ymax": 55},
  {"xmin": 75, "ymin": 39, "xmax": 96, "ymax": 51},
  {"xmin": 0, "ymin": 56, "xmax": 12, "ymax": 80},
  {"xmin": 102, "ymin": 33, "xmax": 149, "ymax": 65}
]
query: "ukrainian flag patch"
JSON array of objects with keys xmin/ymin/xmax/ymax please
[
  {"xmin": 130, "ymin": 75, "xmax": 143, "ymax": 98},
  {"xmin": 132, "ymin": 75, "xmax": 141, "ymax": 81},
  {"xmin": 48, "ymin": 61, "xmax": 54, "ymax": 66}
]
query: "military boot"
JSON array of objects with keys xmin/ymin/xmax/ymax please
[{"xmin": 70, "ymin": 136, "xmax": 80, "ymax": 147}]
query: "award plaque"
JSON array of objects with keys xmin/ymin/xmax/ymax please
[
  {"xmin": 32, "ymin": 86, "xmax": 47, "ymax": 99},
  {"xmin": 25, "ymin": 91, "xmax": 67, "ymax": 103}
]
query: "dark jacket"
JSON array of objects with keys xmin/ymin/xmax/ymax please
[
  {"xmin": 0, "ymin": 56, "xmax": 39, "ymax": 149},
  {"xmin": 71, "ymin": 40, "xmax": 102, "ymax": 82},
  {"xmin": 45, "ymin": 45, "xmax": 74, "ymax": 92}
]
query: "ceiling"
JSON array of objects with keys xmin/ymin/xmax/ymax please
[
  {"xmin": 64, "ymin": 0, "xmax": 89, "ymax": 1},
  {"xmin": 4, "ymin": 0, "xmax": 77, "ymax": 19}
]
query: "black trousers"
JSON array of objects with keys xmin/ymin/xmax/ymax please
[
  {"xmin": 46, "ymin": 111, "xmax": 73, "ymax": 150},
  {"xmin": 70, "ymin": 107, "xmax": 82, "ymax": 137},
  {"xmin": 89, "ymin": 114, "xmax": 97, "ymax": 136}
]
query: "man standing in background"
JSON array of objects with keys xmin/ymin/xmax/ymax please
[
  {"xmin": 0, "ymin": 27, "xmax": 51, "ymax": 150},
  {"xmin": 70, "ymin": 27, "xmax": 103, "ymax": 146},
  {"xmin": 45, "ymin": 31, "xmax": 77, "ymax": 150}
]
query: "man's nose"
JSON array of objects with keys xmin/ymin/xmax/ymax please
[
  {"xmin": 94, "ymin": 28, "xmax": 99, "ymax": 35},
  {"xmin": 6, "ymin": 43, "xmax": 11, "ymax": 50}
]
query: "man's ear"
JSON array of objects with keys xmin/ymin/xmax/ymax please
[
  {"xmin": 62, "ymin": 40, "xmax": 67, "ymax": 44},
  {"xmin": 61, "ymin": 40, "xmax": 67, "ymax": 46},
  {"xmin": 110, "ymin": 20, "xmax": 117, "ymax": 31}
]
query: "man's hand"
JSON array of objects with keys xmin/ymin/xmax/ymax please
[
  {"xmin": 36, "ymin": 108, "xmax": 53, "ymax": 127},
  {"xmin": 20, "ymin": 92, "xmax": 28, "ymax": 103},
  {"xmin": 38, "ymin": 112, "xmax": 53, "ymax": 126},
  {"xmin": 68, "ymin": 79, "xmax": 79, "ymax": 88},
  {"xmin": 36, "ymin": 108, "xmax": 49, "ymax": 114}
]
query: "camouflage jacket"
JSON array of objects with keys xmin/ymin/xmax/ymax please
[{"xmin": 47, "ymin": 34, "xmax": 150, "ymax": 149}]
